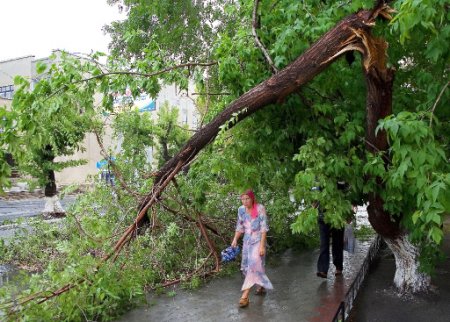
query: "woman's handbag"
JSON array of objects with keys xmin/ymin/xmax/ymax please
[
  {"xmin": 221, "ymin": 246, "xmax": 240, "ymax": 263},
  {"xmin": 344, "ymin": 224, "xmax": 356, "ymax": 253}
]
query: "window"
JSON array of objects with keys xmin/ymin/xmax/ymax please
[
  {"xmin": 0, "ymin": 85, "xmax": 14, "ymax": 99},
  {"xmin": 181, "ymin": 108, "xmax": 188, "ymax": 125}
]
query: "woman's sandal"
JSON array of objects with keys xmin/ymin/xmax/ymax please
[
  {"xmin": 239, "ymin": 297, "xmax": 249, "ymax": 308},
  {"xmin": 255, "ymin": 287, "xmax": 266, "ymax": 295}
]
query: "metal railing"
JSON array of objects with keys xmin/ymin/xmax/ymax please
[{"xmin": 332, "ymin": 235, "xmax": 382, "ymax": 322}]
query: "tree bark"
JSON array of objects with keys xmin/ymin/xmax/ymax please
[
  {"xmin": 364, "ymin": 55, "xmax": 401, "ymax": 239},
  {"xmin": 43, "ymin": 145, "xmax": 57, "ymax": 198},
  {"xmin": 384, "ymin": 235, "xmax": 431, "ymax": 293},
  {"xmin": 362, "ymin": 26, "xmax": 430, "ymax": 292}
]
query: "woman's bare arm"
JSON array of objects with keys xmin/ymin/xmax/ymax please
[
  {"xmin": 232, "ymin": 231, "xmax": 242, "ymax": 247},
  {"xmin": 259, "ymin": 232, "xmax": 267, "ymax": 256}
]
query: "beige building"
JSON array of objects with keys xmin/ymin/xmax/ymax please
[
  {"xmin": 0, "ymin": 51, "xmax": 198, "ymax": 187},
  {"xmin": 0, "ymin": 97, "xmax": 11, "ymax": 108}
]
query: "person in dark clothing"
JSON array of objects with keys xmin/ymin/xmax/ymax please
[
  {"xmin": 316, "ymin": 210, "xmax": 344, "ymax": 278},
  {"xmin": 312, "ymin": 184, "xmax": 345, "ymax": 278}
]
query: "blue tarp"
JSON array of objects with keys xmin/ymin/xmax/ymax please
[{"xmin": 96, "ymin": 157, "xmax": 116, "ymax": 169}]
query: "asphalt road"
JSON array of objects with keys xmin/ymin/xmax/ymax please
[{"xmin": 0, "ymin": 195, "xmax": 77, "ymax": 224}]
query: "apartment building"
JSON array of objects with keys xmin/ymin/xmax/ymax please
[{"xmin": 0, "ymin": 51, "xmax": 198, "ymax": 186}]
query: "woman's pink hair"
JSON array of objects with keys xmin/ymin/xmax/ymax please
[{"xmin": 242, "ymin": 189, "xmax": 258, "ymax": 219}]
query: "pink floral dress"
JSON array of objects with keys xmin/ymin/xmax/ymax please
[{"xmin": 236, "ymin": 204, "xmax": 274, "ymax": 291}]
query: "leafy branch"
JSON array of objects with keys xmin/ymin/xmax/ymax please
[{"xmin": 46, "ymin": 60, "xmax": 218, "ymax": 102}]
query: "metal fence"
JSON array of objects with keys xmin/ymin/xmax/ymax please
[{"xmin": 332, "ymin": 235, "xmax": 382, "ymax": 322}]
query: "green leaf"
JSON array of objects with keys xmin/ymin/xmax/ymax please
[
  {"xmin": 429, "ymin": 226, "xmax": 443, "ymax": 244},
  {"xmin": 412, "ymin": 210, "xmax": 422, "ymax": 224},
  {"xmin": 36, "ymin": 61, "xmax": 47, "ymax": 74}
]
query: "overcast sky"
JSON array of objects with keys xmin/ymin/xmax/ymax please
[{"xmin": 0, "ymin": 0, "xmax": 124, "ymax": 61}]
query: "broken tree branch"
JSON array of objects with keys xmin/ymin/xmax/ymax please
[
  {"xmin": 252, "ymin": 0, "xmax": 278, "ymax": 74},
  {"xmin": 429, "ymin": 81, "xmax": 449, "ymax": 127}
]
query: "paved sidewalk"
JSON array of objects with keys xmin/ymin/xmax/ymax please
[
  {"xmin": 116, "ymin": 238, "xmax": 376, "ymax": 322},
  {"xmin": 117, "ymin": 220, "xmax": 450, "ymax": 322}
]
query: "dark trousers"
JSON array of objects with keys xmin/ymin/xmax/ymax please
[{"xmin": 317, "ymin": 219, "xmax": 344, "ymax": 273}]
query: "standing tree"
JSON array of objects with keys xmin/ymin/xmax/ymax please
[{"xmin": 0, "ymin": 53, "xmax": 99, "ymax": 215}]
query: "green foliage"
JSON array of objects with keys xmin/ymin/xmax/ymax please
[
  {"xmin": 105, "ymin": 0, "xmax": 235, "ymax": 63},
  {"xmin": 0, "ymin": 182, "xmax": 218, "ymax": 320},
  {"xmin": 1, "ymin": 88, "xmax": 219, "ymax": 320},
  {"xmin": 376, "ymin": 112, "xmax": 449, "ymax": 270},
  {"xmin": 153, "ymin": 103, "xmax": 191, "ymax": 167},
  {"xmin": 391, "ymin": 0, "xmax": 449, "ymax": 59}
]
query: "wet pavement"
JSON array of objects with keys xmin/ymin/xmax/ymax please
[
  {"xmin": 116, "ymin": 238, "xmax": 375, "ymax": 322},
  {"xmin": 0, "ymin": 264, "xmax": 16, "ymax": 288},
  {"xmin": 116, "ymin": 214, "xmax": 450, "ymax": 322},
  {"xmin": 115, "ymin": 208, "xmax": 374, "ymax": 322},
  {"xmin": 0, "ymin": 199, "xmax": 380, "ymax": 322},
  {"xmin": 0, "ymin": 196, "xmax": 77, "ymax": 249},
  {"xmin": 348, "ymin": 221, "xmax": 450, "ymax": 322}
]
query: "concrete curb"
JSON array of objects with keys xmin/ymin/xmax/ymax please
[{"xmin": 332, "ymin": 235, "xmax": 382, "ymax": 321}]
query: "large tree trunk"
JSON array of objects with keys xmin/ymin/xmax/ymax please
[
  {"xmin": 43, "ymin": 169, "xmax": 65, "ymax": 216},
  {"xmin": 363, "ymin": 28, "xmax": 430, "ymax": 292},
  {"xmin": 384, "ymin": 235, "xmax": 431, "ymax": 293}
]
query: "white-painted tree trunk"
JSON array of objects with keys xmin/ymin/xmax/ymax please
[
  {"xmin": 384, "ymin": 235, "xmax": 430, "ymax": 293},
  {"xmin": 43, "ymin": 195, "xmax": 65, "ymax": 216}
]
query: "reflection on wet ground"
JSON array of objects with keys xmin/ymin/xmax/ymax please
[
  {"xmin": 0, "ymin": 264, "xmax": 22, "ymax": 290},
  {"xmin": 117, "ymin": 238, "xmax": 375, "ymax": 322}
]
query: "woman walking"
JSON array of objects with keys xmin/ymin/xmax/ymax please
[{"xmin": 231, "ymin": 189, "xmax": 273, "ymax": 307}]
